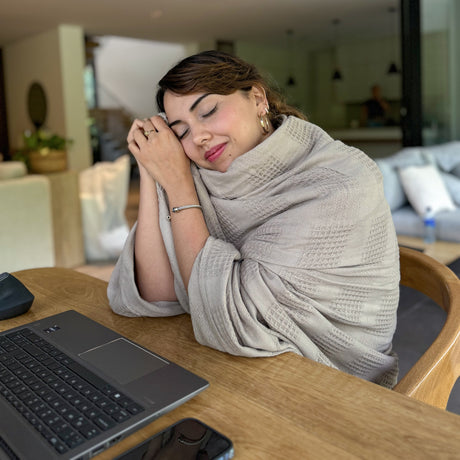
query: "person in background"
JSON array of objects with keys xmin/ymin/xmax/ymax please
[
  {"xmin": 108, "ymin": 51, "xmax": 400, "ymax": 388},
  {"xmin": 361, "ymin": 84, "xmax": 390, "ymax": 127}
]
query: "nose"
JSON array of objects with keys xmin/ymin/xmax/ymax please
[{"xmin": 192, "ymin": 124, "xmax": 211, "ymax": 146}]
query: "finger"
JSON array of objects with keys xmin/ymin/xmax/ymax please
[
  {"xmin": 127, "ymin": 118, "xmax": 146, "ymax": 143},
  {"xmin": 127, "ymin": 139, "xmax": 141, "ymax": 156},
  {"xmin": 133, "ymin": 128, "xmax": 150, "ymax": 145},
  {"xmin": 150, "ymin": 115, "xmax": 169, "ymax": 132}
]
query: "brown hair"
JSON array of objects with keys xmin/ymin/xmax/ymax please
[{"xmin": 156, "ymin": 50, "xmax": 307, "ymax": 129}]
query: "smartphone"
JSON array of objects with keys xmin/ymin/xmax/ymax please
[{"xmin": 114, "ymin": 417, "xmax": 234, "ymax": 460}]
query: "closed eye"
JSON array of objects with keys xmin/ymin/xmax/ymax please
[
  {"xmin": 202, "ymin": 105, "xmax": 217, "ymax": 118},
  {"xmin": 178, "ymin": 128, "xmax": 189, "ymax": 140},
  {"xmin": 177, "ymin": 105, "xmax": 217, "ymax": 140}
]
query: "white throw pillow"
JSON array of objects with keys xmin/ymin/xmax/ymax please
[{"xmin": 398, "ymin": 164, "xmax": 456, "ymax": 216}]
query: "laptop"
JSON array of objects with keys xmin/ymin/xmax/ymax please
[{"xmin": 0, "ymin": 310, "xmax": 209, "ymax": 459}]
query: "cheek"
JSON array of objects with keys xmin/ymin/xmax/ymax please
[
  {"xmin": 214, "ymin": 105, "xmax": 241, "ymax": 130},
  {"xmin": 181, "ymin": 139, "xmax": 198, "ymax": 161}
]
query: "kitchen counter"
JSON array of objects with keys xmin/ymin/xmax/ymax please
[
  {"xmin": 328, "ymin": 127, "xmax": 402, "ymax": 142},
  {"xmin": 327, "ymin": 127, "xmax": 402, "ymax": 158}
]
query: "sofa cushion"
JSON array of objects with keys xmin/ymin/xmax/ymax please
[
  {"xmin": 436, "ymin": 208, "xmax": 460, "ymax": 242},
  {"xmin": 391, "ymin": 206, "xmax": 425, "ymax": 238},
  {"xmin": 398, "ymin": 164, "xmax": 456, "ymax": 216},
  {"xmin": 375, "ymin": 147, "xmax": 432, "ymax": 212},
  {"xmin": 442, "ymin": 173, "xmax": 460, "ymax": 206},
  {"xmin": 452, "ymin": 163, "xmax": 460, "ymax": 179},
  {"xmin": 424, "ymin": 141, "xmax": 460, "ymax": 172},
  {"xmin": 0, "ymin": 161, "xmax": 27, "ymax": 180},
  {"xmin": 374, "ymin": 159, "xmax": 407, "ymax": 211},
  {"xmin": 385, "ymin": 147, "xmax": 428, "ymax": 168}
]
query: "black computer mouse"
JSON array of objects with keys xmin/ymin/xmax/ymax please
[{"xmin": 0, "ymin": 272, "xmax": 34, "ymax": 320}]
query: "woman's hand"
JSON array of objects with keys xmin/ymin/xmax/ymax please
[{"xmin": 127, "ymin": 115, "xmax": 191, "ymax": 191}]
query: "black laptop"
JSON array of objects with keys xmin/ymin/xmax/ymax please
[{"xmin": 0, "ymin": 310, "xmax": 208, "ymax": 459}]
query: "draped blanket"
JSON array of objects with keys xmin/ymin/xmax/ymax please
[{"xmin": 108, "ymin": 117, "xmax": 400, "ymax": 387}]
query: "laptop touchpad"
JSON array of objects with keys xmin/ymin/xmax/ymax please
[{"xmin": 79, "ymin": 338, "xmax": 168, "ymax": 385}]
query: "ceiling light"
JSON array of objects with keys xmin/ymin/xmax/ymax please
[
  {"xmin": 331, "ymin": 19, "xmax": 343, "ymax": 81},
  {"xmin": 387, "ymin": 6, "xmax": 400, "ymax": 75},
  {"xmin": 285, "ymin": 29, "xmax": 296, "ymax": 87}
]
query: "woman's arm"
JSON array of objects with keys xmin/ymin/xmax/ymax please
[
  {"xmin": 127, "ymin": 118, "xmax": 177, "ymax": 302},
  {"xmin": 128, "ymin": 116, "xmax": 210, "ymax": 297},
  {"xmin": 163, "ymin": 173, "xmax": 210, "ymax": 290},
  {"xmin": 133, "ymin": 162, "xmax": 177, "ymax": 301}
]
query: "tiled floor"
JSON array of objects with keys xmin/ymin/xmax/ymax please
[{"xmin": 75, "ymin": 179, "xmax": 460, "ymax": 414}]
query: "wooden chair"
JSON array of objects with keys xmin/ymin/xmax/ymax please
[{"xmin": 393, "ymin": 246, "xmax": 460, "ymax": 409}]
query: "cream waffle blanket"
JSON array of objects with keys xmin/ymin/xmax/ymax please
[{"xmin": 108, "ymin": 116, "xmax": 400, "ymax": 387}]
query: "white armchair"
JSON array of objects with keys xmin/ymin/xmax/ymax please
[
  {"xmin": 0, "ymin": 162, "xmax": 55, "ymax": 272},
  {"xmin": 79, "ymin": 155, "xmax": 131, "ymax": 262}
]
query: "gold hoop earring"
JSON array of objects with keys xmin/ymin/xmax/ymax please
[{"xmin": 260, "ymin": 109, "xmax": 270, "ymax": 134}]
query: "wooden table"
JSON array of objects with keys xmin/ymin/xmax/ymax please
[
  {"xmin": 6, "ymin": 268, "xmax": 460, "ymax": 459},
  {"xmin": 398, "ymin": 235, "xmax": 460, "ymax": 265}
]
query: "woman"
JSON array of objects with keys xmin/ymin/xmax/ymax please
[{"xmin": 108, "ymin": 50, "xmax": 400, "ymax": 388}]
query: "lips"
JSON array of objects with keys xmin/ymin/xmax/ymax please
[{"xmin": 205, "ymin": 143, "xmax": 226, "ymax": 162}]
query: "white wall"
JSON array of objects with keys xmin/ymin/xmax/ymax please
[
  {"xmin": 4, "ymin": 25, "xmax": 92, "ymax": 171},
  {"xmin": 95, "ymin": 37, "xmax": 196, "ymax": 119},
  {"xmin": 4, "ymin": 28, "xmax": 64, "ymax": 148},
  {"xmin": 59, "ymin": 26, "xmax": 93, "ymax": 171}
]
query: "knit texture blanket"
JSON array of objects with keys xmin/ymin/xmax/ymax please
[{"xmin": 108, "ymin": 116, "xmax": 400, "ymax": 387}]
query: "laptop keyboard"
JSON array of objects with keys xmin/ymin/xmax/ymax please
[{"xmin": 0, "ymin": 328, "xmax": 145, "ymax": 455}]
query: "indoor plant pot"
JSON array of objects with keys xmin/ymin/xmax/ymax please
[
  {"xmin": 15, "ymin": 129, "xmax": 72, "ymax": 174},
  {"xmin": 28, "ymin": 149, "xmax": 67, "ymax": 173}
]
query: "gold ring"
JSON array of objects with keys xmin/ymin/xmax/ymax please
[{"xmin": 144, "ymin": 130, "xmax": 154, "ymax": 138}]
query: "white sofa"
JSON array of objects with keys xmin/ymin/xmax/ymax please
[
  {"xmin": 375, "ymin": 142, "xmax": 460, "ymax": 242},
  {"xmin": 0, "ymin": 162, "xmax": 55, "ymax": 272}
]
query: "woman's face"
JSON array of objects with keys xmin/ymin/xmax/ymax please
[{"xmin": 163, "ymin": 87, "xmax": 270, "ymax": 172}]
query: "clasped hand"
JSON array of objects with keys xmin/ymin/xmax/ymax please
[{"xmin": 127, "ymin": 115, "xmax": 191, "ymax": 190}]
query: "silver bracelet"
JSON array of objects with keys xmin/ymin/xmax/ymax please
[
  {"xmin": 171, "ymin": 204, "xmax": 202, "ymax": 213},
  {"xmin": 167, "ymin": 204, "xmax": 202, "ymax": 220}
]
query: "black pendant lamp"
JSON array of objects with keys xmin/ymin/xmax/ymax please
[
  {"xmin": 332, "ymin": 69, "xmax": 343, "ymax": 81},
  {"xmin": 286, "ymin": 29, "xmax": 296, "ymax": 87},
  {"xmin": 387, "ymin": 6, "xmax": 400, "ymax": 75},
  {"xmin": 331, "ymin": 19, "xmax": 343, "ymax": 81}
]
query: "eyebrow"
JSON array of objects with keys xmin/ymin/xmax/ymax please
[{"xmin": 168, "ymin": 93, "xmax": 211, "ymax": 128}]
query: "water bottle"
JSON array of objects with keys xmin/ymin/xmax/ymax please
[{"xmin": 423, "ymin": 206, "xmax": 436, "ymax": 244}]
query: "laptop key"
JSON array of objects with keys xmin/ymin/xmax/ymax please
[
  {"xmin": 66, "ymin": 360, "xmax": 111, "ymax": 392},
  {"xmin": 126, "ymin": 402, "xmax": 144, "ymax": 415},
  {"xmin": 79, "ymin": 422, "xmax": 101, "ymax": 439},
  {"xmin": 94, "ymin": 414, "xmax": 117, "ymax": 431}
]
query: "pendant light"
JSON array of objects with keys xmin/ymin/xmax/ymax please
[
  {"xmin": 286, "ymin": 29, "xmax": 296, "ymax": 87},
  {"xmin": 387, "ymin": 6, "xmax": 400, "ymax": 74},
  {"xmin": 331, "ymin": 19, "xmax": 343, "ymax": 81}
]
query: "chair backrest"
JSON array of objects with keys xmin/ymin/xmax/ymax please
[{"xmin": 393, "ymin": 246, "xmax": 460, "ymax": 409}]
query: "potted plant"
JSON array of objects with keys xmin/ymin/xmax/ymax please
[{"xmin": 14, "ymin": 129, "xmax": 73, "ymax": 174}]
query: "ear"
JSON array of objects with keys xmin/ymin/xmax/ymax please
[{"xmin": 251, "ymin": 85, "xmax": 268, "ymax": 112}]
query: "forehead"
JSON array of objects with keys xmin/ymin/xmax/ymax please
[{"xmin": 163, "ymin": 91, "xmax": 208, "ymax": 113}]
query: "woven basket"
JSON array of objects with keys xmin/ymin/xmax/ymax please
[{"xmin": 29, "ymin": 150, "xmax": 67, "ymax": 174}]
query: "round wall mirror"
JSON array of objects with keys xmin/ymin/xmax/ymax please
[{"xmin": 27, "ymin": 82, "xmax": 47, "ymax": 129}]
